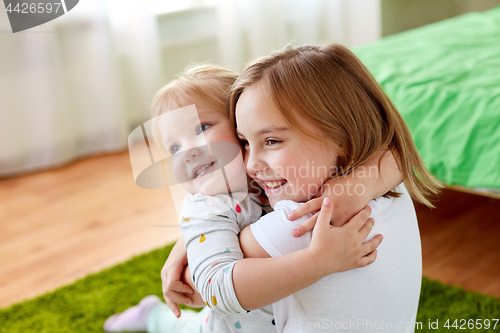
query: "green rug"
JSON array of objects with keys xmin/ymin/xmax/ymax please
[{"xmin": 1, "ymin": 243, "xmax": 499, "ymax": 332}]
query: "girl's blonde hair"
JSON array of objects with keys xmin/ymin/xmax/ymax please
[
  {"xmin": 151, "ymin": 64, "xmax": 238, "ymax": 117},
  {"xmin": 229, "ymin": 44, "xmax": 442, "ymax": 207},
  {"xmin": 150, "ymin": 64, "xmax": 238, "ymax": 152}
]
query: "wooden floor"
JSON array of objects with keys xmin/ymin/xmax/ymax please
[
  {"xmin": 1, "ymin": 152, "xmax": 499, "ymax": 308},
  {"xmin": 0, "ymin": 152, "xmax": 181, "ymax": 308},
  {"xmin": 415, "ymin": 188, "xmax": 500, "ymax": 297}
]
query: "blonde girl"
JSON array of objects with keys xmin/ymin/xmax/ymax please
[
  {"xmin": 105, "ymin": 63, "xmax": 401, "ymax": 333},
  {"xmin": 228, "ymin": 44, "xmax": 442, "ymax": 332}
]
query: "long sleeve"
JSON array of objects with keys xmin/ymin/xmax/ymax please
[{"xmin": 180, "ymin": 193, "xmax": 263, "ymax": 315}]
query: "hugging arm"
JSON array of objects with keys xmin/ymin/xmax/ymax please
[
  {"xmin": 181, "ymin": 195, "xmax": 380, "ymax": 314},
  {"xmin": 232, "ymin": 202, "xmax": 381, "ymax": 310},
  {"xmin": 290, "ymin": 148, "xmax": 402, "ymax": 235},
  {"xmin": 161, "ymin": 229, "xmax": 244, "ymax": 316},
  {"xmin": 181, "ymin": 212, "xmax": 249, "ymax": 315},
  {"xmin": 162, "ymin": 146, "xmax": 396, "ymax": 314},
  {"xmin": 181, "ymin": 264, "xmax": 206, "ymax": 308},
  {"xmin": 161, "ymin": 237, "xmax": 196, "ymax": 317}
]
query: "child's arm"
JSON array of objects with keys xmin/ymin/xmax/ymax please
[
  {"xmin": 181, "ymin": 265, "xmax": 207, "ymax": 308},
  {"xmin": 238, "ymin": 226, "xmax": 271, "ymax": 259},
  {"xmin": 180, "ymin": 196, "xmax": 381, "ymax": 314},
  {"xmin": 289, "ymin": 148, "xmax": 402, "ymax": 236},
  {"xmin": 161, "ymin": 237, "xmax": 195, "ymax": 317},
  {"xmin": 232, "ymin": 201, "xmax": 382, "ymax": 310},
  {"xmin": 164, "ymin": 148, "xmax": 395, "ymax": 314}
]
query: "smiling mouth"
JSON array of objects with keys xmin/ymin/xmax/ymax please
[
  {"xmin": 194, "ymin": 161, "xmax": 215, "ymax": 179},
  {"xmin": 264, "ymin": 179, "xmax": 287, "ymax": 189}
]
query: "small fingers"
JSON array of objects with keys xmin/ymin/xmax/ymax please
[
  {"xmin": 315, "ymin": 197, "xmax": 334, "ymax": 230},
  {"xmin": 357, "ymin": 249, "xmax": 378, "ymax": 267},
  {"xmin": 165, "ymin": 289, "xmax": 193, "ymax": 307},
  {"xmin": 287, "ymin": 198, "xmax": 322, "ymax": 221},
  {"xmin": 292, "ymin": 213, "xmax": 319, "ymax": 237},
  {"xmin": 358, "ymin": 217, "xmax": 375, "ymax": 239},
  {"xmin": 165, "ymin": 299, "xmax": 181, "ymax": 318},
  {"xmin": 361, "ymin": 234, "xmax": 383, "ymax": 256},
  {"xmin": 168, "ymin": 280, "xmax": 194, "ymax": 295},
  {"xmin": 347, "ymin": 205, "xmax": 372, "ymax": 231}
]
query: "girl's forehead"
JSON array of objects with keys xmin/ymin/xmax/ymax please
[
  {"xmin": 167, "ymin": 103, "xmax": 225, "ymax": 118},
  {"xmin": 159, "ymin": 106, "xmax": 200, "ymax": 128},
  {"xmin": 236, "ymin": 86, "xmax": 287, "ymax": 131},
  {"xmin": 157, "ymin": 106, "xmax": 201, "ymax": 145}
]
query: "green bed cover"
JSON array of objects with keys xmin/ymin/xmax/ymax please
[{"xmin": 354, "ymin": 6, "xmax": 500, "ymax": 190}]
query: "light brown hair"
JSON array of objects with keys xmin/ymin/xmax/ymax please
[
  {"xmin": 229, "ymin": 44, "xmax": 442, "ymax": 207},
  {"xmin": 150, "ymin": 64, "xmax": 238, "ymax": 152},
  {"xmin": 151, "ymin": 64, "xmax": 238, "ymax": 117}
]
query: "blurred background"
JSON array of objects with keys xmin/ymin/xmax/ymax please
[
  {"xmin": 2, "ymin": 0, "xmax": 499, "ymax": 176},
  {"xmin": 0, "ymin": 0, "xmax": 382, "ymax": 175},
  {"xmin": 1, "ymin": 0, "xmax": 499, "ymax": 310}
]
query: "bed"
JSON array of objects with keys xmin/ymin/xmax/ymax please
[{"xmin": 353, "ymin": 5, "xmax": 500, "ymax": 198}]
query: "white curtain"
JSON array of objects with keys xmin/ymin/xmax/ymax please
[
  {"xmin": 0, "ymin": 0, "xmax": 380, "ymax": 177},
  {"xmin": 0, "ymin": 0, "xmax": 160, "ymax": 177},
  {"xmin": 216, "ymin": 0, "xmax": 381, "ymax": 71}
]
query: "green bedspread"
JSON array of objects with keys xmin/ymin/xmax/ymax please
[{"xmin": 354, "ymin": 6, "xmax": 500, "ymax": 189}]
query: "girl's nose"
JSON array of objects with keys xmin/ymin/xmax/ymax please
[
  {"xmin": 244, "ymin": 148, "xmax": 265, "ymax": 176},
  {"xmin": 182, "ymin": 146, "xmax": 202, "ymax": 163},
  {"xmin": 180, "ymin": 135, "xmax": 207, "ymax": 162}
]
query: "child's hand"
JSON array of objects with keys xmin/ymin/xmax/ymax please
[
  {"xmin": 288, "ymin": 178, "xmax": 373, "ymax": 237},
  {"xmin": 289, "ymin": 149, "xmax": 403, "ymax": 237},
  {"xmin": 307, "ymin": 198, "xmax": 383, "ymax": 278},
  {"xmin": 161, "ymin": 239, "xmax": 194, "ymax": 317},
  {"xmin": 180, "ymin": 266, "xmax": 206, "ymax": 308}
]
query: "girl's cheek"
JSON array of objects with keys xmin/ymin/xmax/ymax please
[
  {"xmin": 271, "ymin": 154, "xmax": 291, "ymax": 175},
  {"xmin": 210, "ymin": 123, "xmax": 235, "ymax": 142},
  {"xmin": 172, "ymin": 159, "xmax": 184, "ymax": 182},
  {"xmin": 242, "ymin": 150, "xmax": 249, "ymax": 165},
  {"xmin": 203, "ymin": 132, "xmax": 214, "ymax": 145}
]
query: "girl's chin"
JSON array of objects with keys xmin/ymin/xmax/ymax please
[
  {"xmin": 266, "ymin": 193, "xmax": 291, "ymax": 207},
  {"xmin": 266, "ymin": 191, "xmax": 311, "ymax": 207},
  {"xmin": 268, "ymin": 197, "xmax": 280, "ymax": 209}
]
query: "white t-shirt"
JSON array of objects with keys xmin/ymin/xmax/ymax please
[{"xmin": 250, "ymin": 184, "xmax": 422, "ymax": 333}]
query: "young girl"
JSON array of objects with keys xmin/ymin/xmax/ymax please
[
  {"xmin": 228, "ymin": 43, "xmax": 442, "ymax": 331},
  {"xmin": 105, "ymin": 64, "xmax": 401, "ymax": 333}
]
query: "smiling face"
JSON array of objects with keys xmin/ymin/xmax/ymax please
[
  {"xmin": 235, "ymin": 84, "xmax": 339, "ymax": 207},
  {"xmin": 158, "ymin": 104, "xmax": 244, "ymax": 195}
]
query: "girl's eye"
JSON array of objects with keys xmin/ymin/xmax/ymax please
[
  {"xmin": 169, "ymin": 144, "xmax": 181, "ymax": 155},
  {"xmin": 265, "ymin": 139, "xmax": 281, "ymax": 146},
  {"xmin": 197, "ymin": 123, "xmax": 211, "ymax": 134}
]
